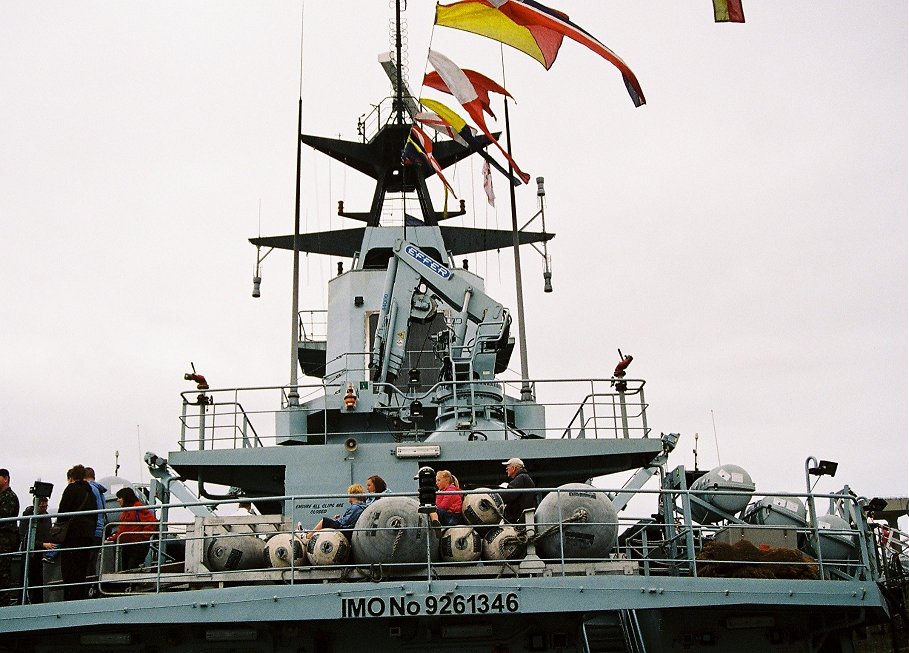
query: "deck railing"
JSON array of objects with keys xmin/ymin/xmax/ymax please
[
  {"xmin": 177, "ymin": 377, "xmax": 650, "ymax": 450},
  {"xmin": 2, "ymin": 487, "xmax": 901, "ymax": 607}
]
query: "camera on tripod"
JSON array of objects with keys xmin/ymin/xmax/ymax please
[{"xmin": 29, "ymin": 481, "xmax": 53, "ymax": 499}]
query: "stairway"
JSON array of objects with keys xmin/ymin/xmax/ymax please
[{"xmin": 581, "ymin": 611, "xmax": 647, "ymax": 653}]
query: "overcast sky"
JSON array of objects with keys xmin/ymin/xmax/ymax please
[{"xmin": 1, "ymin": 2, "xmax": 905, "ymax": 524}]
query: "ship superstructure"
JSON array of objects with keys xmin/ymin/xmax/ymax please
[{"xmin": 1, "ymin": 3, "xmax": 907, "ymax": 652}]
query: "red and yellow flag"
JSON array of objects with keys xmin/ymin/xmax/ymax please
[
  {"xmin": 713, "ymin": 0, "xmax": 745, "ymax": 23},
  {"xmin": 435, "ymin": 0, "xmax": 645, "ymax": 107}
]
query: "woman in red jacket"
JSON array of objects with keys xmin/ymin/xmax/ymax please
[
  {"xmin": 107, "ymin": 487, "xmax": 157, "ymax": 571},
  {"xmin": 434, "ymin": 470, "xmax": 463, "ymax": 527}
]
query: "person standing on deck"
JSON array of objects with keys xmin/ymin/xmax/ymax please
[
  {"xmin": 57, "ymin": 464, "xmax": 96, "ymax": 601},
  {"xmin": 0, "ymin": 469, "xmax": 20, "ymax": 606},
  {"xmin": 84, "ymin": 467, "xmax": 107, "ymax": 589},
  {"xmin": 18, "ymin": 496, "xmax": 54, "ymax": 604}
]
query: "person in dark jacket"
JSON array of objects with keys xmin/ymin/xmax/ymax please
[
  {"xmin": 501, "ymin": 458, "xmax": 536, "ymax": 524},
  {"xmin": 18, "ymin": 496, "xmax": 55, "ymax": 604},
  {"xmin": 56, "ymin": 465, "xmax": 97, "ymax": 600},
  {"xmin": 0, "ymin": 468, "xmax": 20, "ymax": 606}
]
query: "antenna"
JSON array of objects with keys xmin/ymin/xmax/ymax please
[
  {"xmin": 499, "ymin": 51, "xmax": 532, "ymax": 401},
  {"xmin": 392, "ymin": 0, "xmax": 407, "ymax": 125},
  {"xmin": 136, "ymin": 425, "xmax": 143, "ymax": 480},
  {"xmin": 709, "ymin": 409, "xmax": 721, "ymax": 465},
  {"xmin": 693, "ymin": 432, "xmax": 699, "ymax": 471}
]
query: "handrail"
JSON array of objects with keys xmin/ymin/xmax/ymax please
[
  {"xmin": 560, "ymin": 381, "xmax": 648, "ymax": 440},
  {"xmin": 175, "ymin": 377, "xmax": 652, "ymax": 450},
  {"xmin": 2, "ymin": 486, "xmax": 893, "ymax": 607}
]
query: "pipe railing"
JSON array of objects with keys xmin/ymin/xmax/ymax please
[
  {"xmin": 176, "ymin": 377, "xmax": 651, "ymax": 451},
  {"xmin": 2, "ymin": 486, "xmax": 893, "ymax": 607}
]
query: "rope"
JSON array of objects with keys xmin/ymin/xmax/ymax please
[
  {"xmin": 390, "ymin": 517, "xmax": 405, "ymax": 559},
  {"xmin": 528, "ymin": 508, "xmax": 590, "ymax": 545}
]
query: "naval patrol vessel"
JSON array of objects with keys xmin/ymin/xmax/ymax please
[{"xmin": 2, "ymin": 2, "xmax": 907, "ymax": 652}]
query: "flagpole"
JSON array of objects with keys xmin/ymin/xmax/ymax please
[
  {"xmin": 287, "ymin": 9, "xmax": 305, "ymax": 408},
  {"xmin": 502, "ymin": 95, "xmax": 532, "ymax": 402}
]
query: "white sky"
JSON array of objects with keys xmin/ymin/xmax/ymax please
[{"xmin": 1, "ymin": 2, "xmax": 905, "ymax": 523}]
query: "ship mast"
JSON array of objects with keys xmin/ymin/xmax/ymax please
[
  {"xmin": 393, "ymin": 0, "xmax": 405, "ymax": 127},
  {"xmin": 503, "ymin": 96, "xmax": 532, "ymax": 401},
  {"xmin": 287, "ymin": 12, "xmax": 305, "ymax": 407}
]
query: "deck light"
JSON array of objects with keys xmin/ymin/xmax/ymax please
[
  {"xmin": 408, "ymin": 368, "xmax": 421, "ymax": 389},
  {"xmin": 865, "ymin": 497, "xmax": 887, "ymax": 513},
  {"xmin": 394, "ymin": 445, "xmax": 440, "ymax": 459},
  {"xmin": 29, "ymin": 481, "xmax": 53, "ymax": 499},
  {"xmin": 416, "ymin": 466, "xmax": 436, "ymax": 512},
  {"xmin": 808, "ymin": 460, "xmax": 838, "ymax": 477}
]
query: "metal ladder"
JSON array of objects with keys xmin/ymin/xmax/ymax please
[{"xmin": 581, "ymin": 610, "xmax": 647, "ymax": 653}]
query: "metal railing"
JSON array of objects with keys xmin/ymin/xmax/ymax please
[
  {"xmin": 176, "ymin": 377, "xmax": 651, "ymax": 451},
  {"xmin": 298, "ymin": 310, "xmax": 327, "ymax": 342},
  {"xmin": 2, "ymin": 486, "xmax": 898, "ymax": 606},
  {"xmin": 179, "ymin": 390, "xmax": 263, "ymax": 451},
  {"xmin": 559, "ymin": 379, "xmax": 649, "ymax": 440}
]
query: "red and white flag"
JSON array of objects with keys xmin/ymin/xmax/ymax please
[
  {"xmin": 427, "ymin": 50, "xmax": 530, "ymax": 184},
  {"xmin": 482, "ymin": 160, "xmax": 495, "ymax": 207}
]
